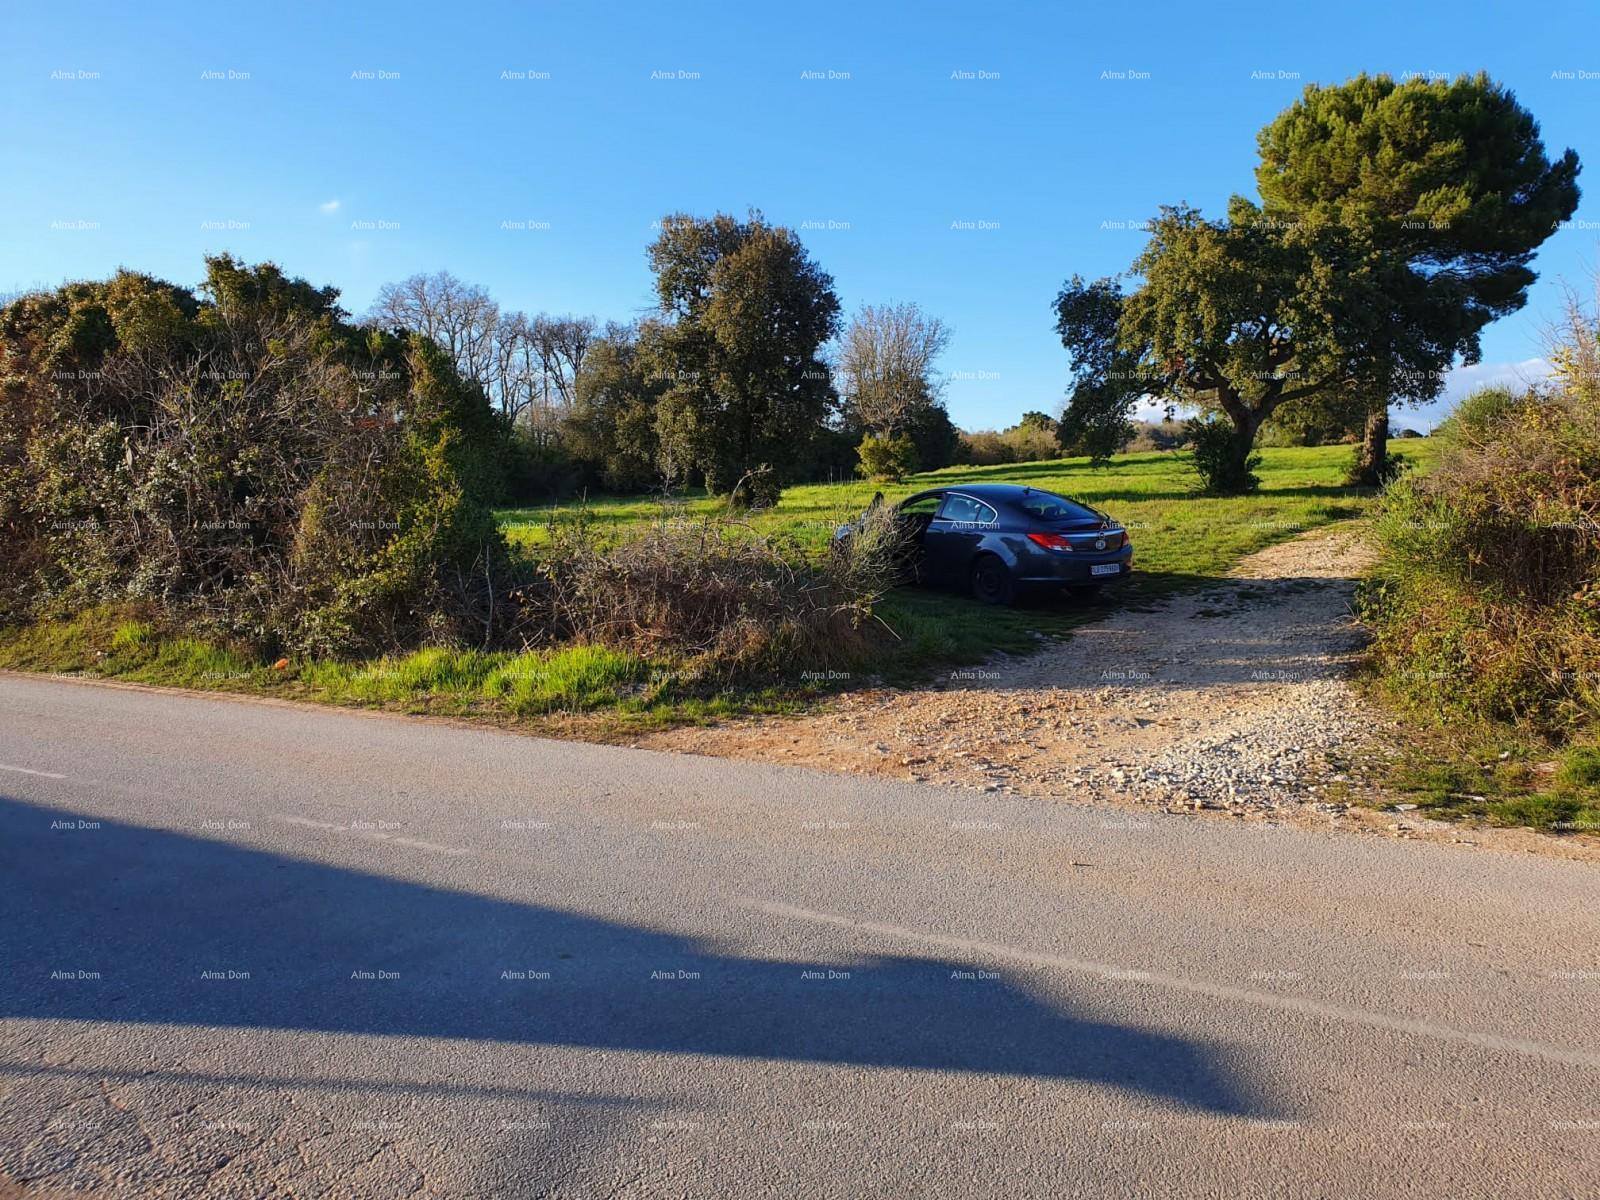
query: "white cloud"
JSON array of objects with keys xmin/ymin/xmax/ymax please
[
  {"xmin": 1130, "ymin": 396, "xmax": 1195, "ymax": 424},
  {"xmin": 1392, "ymin": 357, "xmax": 1552, "ymax": 432},
  {"xmin": 318, "ymin": 199, "xmax": 341, "ymax": 215}
]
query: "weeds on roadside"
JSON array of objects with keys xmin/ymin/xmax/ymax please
[
  {"xmin": 1359, "ymin": 289, "xmax": 1600, "ymax": 743},
  {"xmin": 1388, "ymin": 734, "xmax": 1600, "ymax": 834},
  {"xmin": 1356, "ymin": 296, "xmax": 1600, "ymax": 834}
]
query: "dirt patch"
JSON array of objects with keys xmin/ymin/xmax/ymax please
[{"xmin": 636, "ymin": 524, "xmax": 1600, "ymax": 862}]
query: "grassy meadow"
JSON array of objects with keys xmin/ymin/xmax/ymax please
[
  {"xmin": 499, "ymin": 441, "xmax": 1435, "ymax": 569},
  {"xmin": 1, "ymin": 441, "xmax": 1437, "ymax": 730},
  {"xmin": 502, "ymin": 440, "xmax": 1441, "ymax": 675}
]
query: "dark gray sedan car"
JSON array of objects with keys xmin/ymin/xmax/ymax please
[{"xmin": 835, "ymin": 483, "xmax": 1133, "ymax": 605}]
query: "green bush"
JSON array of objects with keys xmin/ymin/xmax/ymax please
[
  {"xmin": 855, "ymin": 433, "xmax": 918, "ymax": 481},
  {"xmin": 1432, "ymin": 385, "xmax": 1519, "ymax": 448},
  {"xmin": 1359, "ymin": 376, "xmax": 1600, "ymax": 737},
  {"xmin": 904, "ymin": 403, "xmax": 963, "ymax": 471},
  {"xmin": 1185, "ymin": 417, "xmax": 1261, "ymax": 494},
  {"xmin": 504, "ymin": 430, "xmax": 586, "ymax": 502}
]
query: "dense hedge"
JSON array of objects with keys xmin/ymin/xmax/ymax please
[{"xmin": 0, "ymin": 257, "xmax": 513, "ymax": 656}]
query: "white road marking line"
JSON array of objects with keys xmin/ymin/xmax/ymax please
[
  {"xmin": 0, "ymin": 762, "xmax": 67, "ymax": 779},
  {"xmin": 740, "ymin": 898, "xmax": 1600, "ymax": 1072},
  {"xmin": 275, "ymin": 815, "xmax": 469, "ymax": 856},
  {"xmin": 389, "ymin": 836, "xmax": 471, "ymax": 856},
  {"xmin": 280, "ymin": 815, "xmax": 344, "ymax": 831}
]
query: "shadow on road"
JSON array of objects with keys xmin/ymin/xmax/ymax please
[{"xmin": 1, "ymin": 796, "xmax": 1284, "ymax": 1118}]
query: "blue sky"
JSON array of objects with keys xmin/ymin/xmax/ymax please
[{"xmin": 4, "ymin": 1, "xmax": 1596, "ymax": 431}]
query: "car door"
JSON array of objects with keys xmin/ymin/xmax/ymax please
[
  {"xmin": 891, "ymin": 492, "xmax": 944, "ymax": 582},
  {"xmin": 924, "ymin": 493, "xmax": 994, "ymax": 587}
]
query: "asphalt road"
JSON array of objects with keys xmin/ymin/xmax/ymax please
[{"xmin": 1, "ymin": 673, "xmax": 1597, "ymax": 1199}]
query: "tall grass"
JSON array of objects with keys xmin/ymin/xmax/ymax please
[
  {"xmin": 298, "ymin": 644, "xmax": 650, "ymax": 713},
  {"xmin": 483, "ymin": 646, "xmax": 646, "ymax": 714}
]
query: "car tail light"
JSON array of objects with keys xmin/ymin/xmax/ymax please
[{"xmin": 1027, "ymin": 532, "xmax": 1073, "ymax": 552}]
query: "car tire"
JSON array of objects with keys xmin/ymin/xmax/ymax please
[{"xmin": 970, "ymin": 555, "xmax": 1015, "ymax": 606}]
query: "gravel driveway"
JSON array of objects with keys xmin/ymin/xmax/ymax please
[{"xmin": 639, "ymin": 523, "xmax": 1597, "ymax": 859}]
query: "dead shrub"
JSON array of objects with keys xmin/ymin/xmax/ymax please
[{"xmin": 534, "ymin": 503, "xmax": 905, "ymax": 676}]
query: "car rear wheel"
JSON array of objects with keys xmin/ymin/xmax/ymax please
[{"xmin": 970, "ymin": 555, "xmax": 1015, "ymax": 605}]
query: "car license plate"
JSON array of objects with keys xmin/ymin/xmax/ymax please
[{"xmin": 1090, "ymin": 563, "xmax": 1121, "ymax": 577}]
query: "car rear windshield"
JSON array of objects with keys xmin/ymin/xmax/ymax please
[{"xmin": 1017, "ymin": 492, "xmax": 1100, "ymax": 522}]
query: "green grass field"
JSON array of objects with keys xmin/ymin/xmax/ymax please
[
  {"xmin": 1, "ymin": 440, "xmax": 1439, "ymax": 730},
  {"xmin": 497, "ymin": 440, "xmax": 1441, "ymax": 690},
  {"xmin": 500, "ymin": 441, "xmax": 1439, "ymax": 570}
]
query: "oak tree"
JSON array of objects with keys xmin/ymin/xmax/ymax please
[{"xmin": 646, "ymin": 211, "xmax": 841, "ymax": 499}]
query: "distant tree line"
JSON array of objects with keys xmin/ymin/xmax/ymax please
[{"xmin": 367, "ymin": 211, "xmax": 965, "ymax": 504}]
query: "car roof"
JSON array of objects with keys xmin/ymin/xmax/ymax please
[{"xmin": 906, "ymin": 483, "xmax": 1063, "ymax": 504}]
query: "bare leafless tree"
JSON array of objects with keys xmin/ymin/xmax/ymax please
[
  {"xmin": 525, "ymin": 314, "xmax": 594, "ymax": 439},
  {"xmin": 369, "ymin": 271, "xmax": 501, "ymax": 401},
  {"xmin": 838, "ymin": 302, "xmax": 950, "ymax": 437},
  {"xmin": 368, "ymin": 275, "xmax": 596, "ymax": 435},
  {"xmin": 492, "ymin": 310, "xmax": 543, "ymax": 426},
  {"xmin": 531, "ymin": 315, "xmax": 594, "ymax": 403}
]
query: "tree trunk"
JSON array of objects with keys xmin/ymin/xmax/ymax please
[
  {"xmin": 1201, "ymin": 397, "xmax": 1261, "ymax": 495},
  {"xmin": 1228, "ymin": 411, "xmax": 1261, "ymax": 491},
  {"xmin": 1352, "ymin": 408, "xmax": 1390, "ymax": 487}
]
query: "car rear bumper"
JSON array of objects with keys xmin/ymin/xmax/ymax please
[{"xmin": 1013, "ymin": 543, "xmax": 1134, "ymax": 586}]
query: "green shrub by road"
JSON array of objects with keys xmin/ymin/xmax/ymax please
[{"xmin": 1358, "ymin": 365, "xmax": 1600, "ymax": 836}]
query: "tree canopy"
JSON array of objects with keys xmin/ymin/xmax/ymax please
[
  {"xmin": 646, "ymin": 211, "xmax": 842, "ymax": 497},
  {"xmin": 1254, "ymin": 72, "xmax": 1581, "ymax": 479}
]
